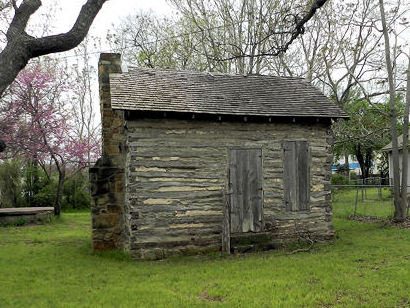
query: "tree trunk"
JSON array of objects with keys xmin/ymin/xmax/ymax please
[
  {"xmin": 400, "ymin": 54, "xmax": 410, "ymax": 220},
  {"xmin": 54, "ymin": 170, "xmax": 65, "ymax": 216},
  {"xmin": 344, "ymin": 153, "xmax": 349, "ymax": 177},
  {"xmin": 364, "ymin": 149, "xmax": 372, "ymax": 179},
  {"xmin": 379, "ymin": 0, "xmax": 403, "ymax": 221},
  {"xmin": 355, "ymin": 143, "xmax": 372, "ymax": 180},
  {"xmin": 355, "ymin": 144, "xmax": 365, "ymax": 180}
]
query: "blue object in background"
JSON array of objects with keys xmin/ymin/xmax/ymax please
[{"xmin": 332, "ymin": 163, "xmax": 360, "ymax": 171}]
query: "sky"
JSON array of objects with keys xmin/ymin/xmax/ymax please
[
  {"xmin": 33, "ymin": 0, "xmax": 174, "ymax": 47},
  {"xmin": 20, "ymin": 0, "xmax": 176, "ymax": 127}
]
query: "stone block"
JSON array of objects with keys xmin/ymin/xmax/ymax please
[
  {"xmin": 93, "ymin": 240, "xmax": 115, "ymax": 251},
  {"xmin": 142, "ymin": 248, "xmax": 165, "ymax": 260},
  {"xmin": 106, "ymin": 204, "xmax": 122, "ymax": 213},
  {"xmin": 93, "ymin": 214, "xmax": 119, "ymax": 229}
]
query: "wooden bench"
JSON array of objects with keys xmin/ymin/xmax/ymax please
[{"xmin": 0, "ymin": 207, "xmax": 54, "ymax": 226}]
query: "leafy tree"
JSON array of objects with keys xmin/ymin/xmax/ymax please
[
  {"xmin": 0, "ymin": 63, "xmax": 100, "ymax": 215},
  {"xmin": 333, "ymin": 98, "xmax": 400, "ymax": 180}
]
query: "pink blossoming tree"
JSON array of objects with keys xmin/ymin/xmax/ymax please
[{"xmin": 0, "ymin": 63, "xmax": 100, "ymax": 215}]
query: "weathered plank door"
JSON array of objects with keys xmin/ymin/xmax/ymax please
[
  {"xmin": 283, "ymin": 141, "xmax": 310, "ymax": 211},
  {"xmin": 229, "ymin": 149, "xmax": 263, "ymax": 233}
]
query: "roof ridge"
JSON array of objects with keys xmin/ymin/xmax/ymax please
[{"xmin": 126, "ymin": 66, "xmax": 306, "ymax": 80}]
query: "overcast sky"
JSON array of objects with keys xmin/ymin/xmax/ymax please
[
  {"xmin": 33, "ymin": 0, "xmax": 174, "ymax": 47},
  {"xmin": 21, "ymin": 0, "xmax": 175, "ymax": 125}
]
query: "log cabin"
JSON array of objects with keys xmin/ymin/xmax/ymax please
[{"xmin": 90, "ymin": 53, "xmax": 348, "ymax": 259}]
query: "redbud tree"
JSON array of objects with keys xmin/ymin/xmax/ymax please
[{"xmin": 0, "ymin": 62, "xmax": 100, "ymax": 215}]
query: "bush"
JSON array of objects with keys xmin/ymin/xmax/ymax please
[
  {"xmin": 331, "ymin": 174, "xmax": 350, "ymax": 185},
  {"xmin": 31, "ymin": 181, "xmax": 57, "ymax": 207},
  {"xmin": 335, "ymin": 164, "xmax": 349, "ymax": 175},
  {"xmin": 0, "ymin": 160, "xmax": 26, "ymax": 208},
  {"xmin": 23, "ymin": 163, "xmax": 55, "ymax": 207},
  {"xmin": 349, "ymin": 171, "xmax": 361, "ymax": 181},
  {"xmin": 62, "ymin": 173, "xmax": 90, "ymax": 209}
]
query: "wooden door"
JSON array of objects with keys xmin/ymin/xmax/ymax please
[
  {"xmin": 229, "ymin": 149, "xmax": 263, "ymax": 233},
  {"xmin": 283, "ymin": 141, "xmax": 310, "ymax": 211}
]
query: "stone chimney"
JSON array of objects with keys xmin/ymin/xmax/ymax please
[
  {"xmin": 89, "ymin": 53, "xmax": 125, "ymax": 251},
  {"xmin": 98, "ymin": 53, "xmax": 123, "ymax": 164}
]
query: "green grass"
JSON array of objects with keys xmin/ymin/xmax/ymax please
[
  {"xmin": 333, "ymin": 188, "xmax": 395, "ymax": 218},
  {"xmin": 0, "ymin": 211, "xmax": 409, "ymax": 307}
]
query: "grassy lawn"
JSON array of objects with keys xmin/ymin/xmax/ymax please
[
  {"xmin": 0, "ymin": 210, "xmax": 409, "ymax": 307},
  {"xmin": 332, "ymin": 187, "xmax": 395, "ymax": 218}
]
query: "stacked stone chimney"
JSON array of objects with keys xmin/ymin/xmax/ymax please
[{"xmin": 89, "ymin": 54, "xmax": 125, "ymax": 250}]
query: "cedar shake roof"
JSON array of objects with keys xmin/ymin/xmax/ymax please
[{"xmin": 109, "ymin": 67, "xmax": 348, "ymax": 118}]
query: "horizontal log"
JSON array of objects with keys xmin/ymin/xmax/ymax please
[
  {"xmin": 129, "ymin": 171, "xmax": 221, "ymax": 179},
  {"xmin": 129, "ymin": 237, "xmax": 221, "ymax": 249},
  {"xmin": 131, "ymin": 224, "xmax": 222, "ymax": 237}
]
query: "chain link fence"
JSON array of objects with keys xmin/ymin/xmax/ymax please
[{"xmin": 332, "ymin": 181, "xmax": 410, "ymax": 218}]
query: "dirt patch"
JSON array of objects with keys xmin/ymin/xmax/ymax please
[
  {"xmin": 349, "ymin": 215, "xmax": 410, "ymax": 229},
  {"xmin": 309, "ymin": 277, "xmax": 320, "ymax": 284},
  {"xmin": 397, "ymin": 297, "xmax": 409, "ymax": 308},
  {"xmin": 197, "ymin": 289, "xmax": 225, "ymax": 303}
]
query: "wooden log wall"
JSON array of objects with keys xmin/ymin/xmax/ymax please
[{"xmin": 124, "ymin": 118, "xmax": 334, "ymax": 259}]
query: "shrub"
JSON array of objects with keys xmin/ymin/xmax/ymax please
[
  {"xmin": 31, "ymin": 182, "xmax": 57, "ymax": 207},
  {"xmin": 349, "ymin": 171, "xmax": 361, "ymax": 181},
  {"xmin": 62, "ymin": 173, "xmax": 91, "ymax": 209},
  {"xmin": 22, "ymin": 163, "xmax": 54, "ymax": 207},
  {"xmin": 0, "ymin": 160, "xmax": 26, "ymax": 208},
  {"xmin": 335, "ymin": 164, "xmax": 349, "ymax": 175},
  {"xmin": 331, "ymin": 174, "xmax": 350, "ymax": 186}
]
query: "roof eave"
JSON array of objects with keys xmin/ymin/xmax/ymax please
[{"xmin": 112, "ymin": 107, "xmax": 348, "ymax": 119}]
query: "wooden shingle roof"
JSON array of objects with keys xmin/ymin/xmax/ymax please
[{"xmin": 109, "ymin": 67, "xmax": 348, "ymax": 118}]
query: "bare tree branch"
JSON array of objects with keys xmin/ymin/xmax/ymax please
[
  {"xmin": 0, "ymin": 0, "xmax": 108, "ymax": 96},
  {"xmin": 211, "ymin": 0, "xmax": 329, "ymax": 61},
  {"xmin": 0, "ymin": 0, "xmax": 107, "ymax": 152}
]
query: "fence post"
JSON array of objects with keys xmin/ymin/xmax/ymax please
[
  {"xmin": 354, "ymin": 185, "xmax": 359, "ymax": 216},
  {"xmin": 407, "ymin": 191, "xmax": 410, "ymax": 216},
  {"xmin": 361, "ymin": 182, "xmax": 364, "ymax": 201}
]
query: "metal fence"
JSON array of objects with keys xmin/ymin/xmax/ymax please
[{"xmin": 331, "ymin": 184, "xmax": 410, "ymax": 218}]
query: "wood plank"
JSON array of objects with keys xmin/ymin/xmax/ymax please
[
  {"xmin": 252, "ymin": 149, "xmax": 263, "ymax": 231},
  {"xmin": 222, "ymin": 191, "xmax": 231, "ymax": 254},
  {"xmin": 283, "ymin": 141, "xmax": 297, "ymax": 211},
  {"xmin": 229, "ymin": 150, "xmax": 240, "ymax": 233},
  {"xmin": 297, "ymin": 141, "xmax": 310, "ymax": 210},
  {"xmin": 241, "ymin": 150, "xmax": 250, "ymax": 232}
]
